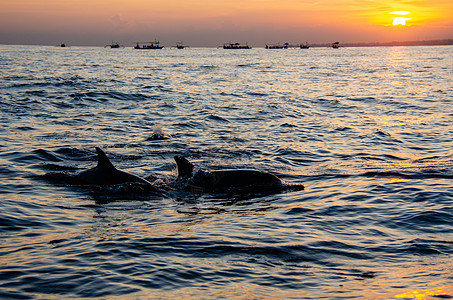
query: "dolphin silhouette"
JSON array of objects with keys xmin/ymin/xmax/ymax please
[
  {"xmin": 174, "ymin": 155, "xmax": 304, "ymax": 194},
  {"xmin": 76, "ymin": 147, "xmax": 153, "ymax": 187}
]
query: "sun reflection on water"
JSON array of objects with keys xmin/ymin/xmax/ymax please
[{"xmin": 395, "ymin": 286, "xmax": 453, "ymax": 299}]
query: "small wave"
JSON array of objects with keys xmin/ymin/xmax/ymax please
[
  {"xmin": 372, "ymin": 238, "xmax": 453, "ymax": 256},
  {"xmin": 413, "ymin": 155, "xmax": 442, "ymax": 162},
  {"xmin": 14, "ymin": 126, "xmax": 36, "ymax": 131},
  {"xmin": 382, "ymin": 153, "xmax": 407, "ymax": 160},
  {"xmin": 5, "ymin": 149, "xmax": 61, "ymax": 165},
  {"xmin": 313, "ymin": 97, "xmax": 357, "ymax": 111},
  {"xmin": 404, "ymin": 243, "xmax": 443, "ymax": 255},
  {"xmin": 334, "ymin": 126, "xmax": 353, "ymax": 131},
  {"xmin": 402, "ymin": 211, "xmax": 453, "ymax": 226},
  {"xmin": 173, "ymin": 121, "xmax": 204, "ymax": 129},
  {"xmin": 69, "ymin": 91, "xmax": 149, "ymax": 103},
  {"xmin": 0, "ymin": 212, "xmax": 48, "ymax": 232},
  {"xmin": 199, "ymin": 65, "xmax": 216, "ymax": 69},
  {"xmin": 246, "ymin": 91, "xmax": 268, "ymax": 97},
  {"xmin": 284, "ymin": 206, "xmax": 314, "ymax": 215},
  {"xmin": 347, "ymin": 96, "xmax": 377, "ymax": 103},
  {"xmin": 237, "ymin": 63, "xmax": 258, "ymax": 68},
  {"xmin": 280, "ymin": 123, "xmax": 297, "ymax": 128},
  {"xmin": 375, "ymin": 129, "xmax": 391, "ymax": 137},
  {"xmin": 207, "ymin": 115, "xmax": 230, "ymax": 123},
  {"xmin": 362, "ymin": 171, "xmax": 413, "ymax": 179},
  {"xmin": 219, "ymin": 91, "xmax": 244, "ymax": 98},
  {"xmin": 369, "ymin": 129, "xmax": 404, "ymax": 144}
]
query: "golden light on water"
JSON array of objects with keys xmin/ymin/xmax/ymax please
[{"xmin": 395, "ymin": 287, "xmax": 453, "ymax": 299}]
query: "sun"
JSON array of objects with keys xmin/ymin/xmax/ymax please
[
  {"xmin": 391, "ymin": 11, "xmax": 411, "ymax": 26},
  {"xmin": 393, "ymin": 17, "xmax": 410, "ymax": 26}
]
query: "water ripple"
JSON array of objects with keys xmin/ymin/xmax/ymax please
[{"xmin": 0, "ymin": 45, "xmax": 452, "ymax": 299}]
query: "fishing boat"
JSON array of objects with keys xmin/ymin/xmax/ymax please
[
  {"xmin": 105, "ymin": 41, "xmax": 121, "ymax": 48},
  {"xmin": 332, "ymin": 42, "xmax": 340, "ymax": 49},
  {"xmin": 222, "ymin": 42, "xmax": 251, "ymax": 49},
  {"xmin": 300, "ymin": 42, "xmax": 310, "ymax": 49},
  {"xmin": 175, "ymin": 41, "xmax": 187, "ymax": 49},
  {"xmin": 134, "ymin": 40, "xmax": 164, "ymax": 49},
  {"xmin": 265, "ymin": 43, "xmax": 289, "ymax": 49}
]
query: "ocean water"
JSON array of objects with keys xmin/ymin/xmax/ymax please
[{"xmin": 0, "ymin": 44, "xmax": 452, "ymax": 299}]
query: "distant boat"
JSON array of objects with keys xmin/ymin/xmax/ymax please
[
  {"xmin": 222, "ymin": 42, "xmax": 251, "ymax": 49},
  {"xmin": 300, "ymin": 42, "xmax": 310, "ymax": 49},
  {"xmin": 175, "ymin": 41, "xmax": 188, "ymax": 49},
  {"xmin": 332, "ymin": 42, "xmax": 340, "ymax": 49},
  {"xmin": 105, "ymin": 41, "xmax": 121, "ymax": 48},
  {"xmin": 265, "ymin": 43, "xmax": 289, "ymax": 49},
  {"xmin": 134, "ymin": 40, "xmax": 164, "ymax": 49},
  {"xmin": 60, "ymin": 43, "xmax": 66, "ymax": 47}
]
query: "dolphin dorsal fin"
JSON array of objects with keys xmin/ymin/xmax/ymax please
[
  {"xmin": 174, "ymin": 156, "xmax": 194, "ymax": 178},
  {"xmin": 95, "ymin": 147, "xmax": 116, "ymax": 169}
]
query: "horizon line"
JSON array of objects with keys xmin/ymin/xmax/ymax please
[{"xmin": 1, "ymin": 38, "xmax": 453, "ymax": 48}]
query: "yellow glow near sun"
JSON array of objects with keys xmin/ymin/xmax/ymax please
[
  {"xmin": 391, "ymin": 11, "xmax": 411, "ymax": 26},
  {"xmin": 391, "ymin": 11, "xmax": 411, "ymax": 16}
]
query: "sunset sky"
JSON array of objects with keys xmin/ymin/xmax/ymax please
[{"xmin": 1, "ymin": 0, "xmax": 452, "ymax": 47}]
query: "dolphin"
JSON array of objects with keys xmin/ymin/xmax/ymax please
[
  {"xmin": 174, "ymin": 155, "xmax": 304, "ymax": 194},
  {"xmin": 76, "ymin": 147, "xmax": 153, "ymax": 187}
]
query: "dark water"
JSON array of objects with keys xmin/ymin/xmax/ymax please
[{"xmin": 1, "ymin": 44, "xmax": 452, "ymax": 299}]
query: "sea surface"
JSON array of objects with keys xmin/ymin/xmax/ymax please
[{"xmin": 0, "ymin": 44, "xmax": 452, "ymax": 299}]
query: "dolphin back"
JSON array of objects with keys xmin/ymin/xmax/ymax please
[
  {"xmin": 95, "ymin": 147, "xmax": 115, "ymax": 169},
  {"xmin": 207, "ymin": 170, "xmax": 281, "ymax": 188},
  {"xmin": 174, "ymin": 156, "xmax": 195, "ymax": 179},
  {"xmin": 174, "ymin": 156, "xmax": 304, "ymax": 194},
  {"xmin": 191, "ymin": 169, "xmax": 301, "ymax": 193},
  {"xmin": 76, "ymin": 147, "xmax": 152, "ymax": 186}
]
